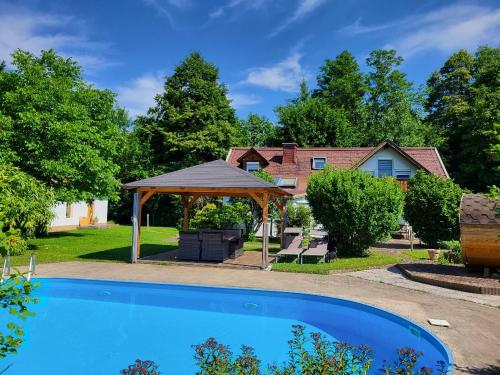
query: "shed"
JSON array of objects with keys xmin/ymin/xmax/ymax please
[{"xmin": 460, "ymin": 194, "xmax": 500, "ymax": 268}]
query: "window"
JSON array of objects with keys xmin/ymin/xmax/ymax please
[
  {"xmin": 246, "ymin": 161, "xmax": 260, "ymax": 172},
  {"xmin": 312, "ymin": 157, "xmax": 326, "ymax": 170},
  {"xmin": 274, "ymin": 177, "xmax": 297, "ymax": 188},
  {"xmin": 395, "ymin": 169, "xmax": 411, "ymax": 180},
  {"xmin": 378, "ymin": 159, "xmax": 393, "ymax": 177},
  {"xmin": 65, "ymin": 203, "xmax": 72, "ymax": 218}
]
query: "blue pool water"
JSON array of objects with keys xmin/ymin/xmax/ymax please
[{"xmin": 0, "ymin": 278, "xmax": 451, "ymax": 374}]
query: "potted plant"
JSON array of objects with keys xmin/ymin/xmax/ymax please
[{"xmin": 427, "ymin": 249, "xmax": 440, "ymax": 261}]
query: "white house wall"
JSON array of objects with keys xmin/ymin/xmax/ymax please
[
  {"xmin": 358, "ymin": 148, "xmax": 417, "ymax": 177},
  {"xmin": 50, "ymin": 200, "xmax": 108, "ymax": 228}
]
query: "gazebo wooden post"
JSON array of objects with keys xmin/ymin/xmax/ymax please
[
  {"xmin": 261, "ymin": 192, "xmax": 269, "ymax": 269},
  {"xmin": 131, "ymin": 191, "xmax": 139, "ymax": 263},
  {"xmin": 276, "ymin": 198, "xmax": 287, "ymax": 249},
  {"xmin": 181, "ymin": 194, "xmax": 201, "ymax": 231}
]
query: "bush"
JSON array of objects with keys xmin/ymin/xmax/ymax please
[
  {"xmin": 190, "ymin": 202, "xmax": 250, "ymax": 230},
  {"xmin": 307, "ymin": 167, "xmax": 404, "ymax": 256},
  {"xmin": 437, "ymin": 240, "xmax": 462, "ymax": 264},
  {"xmin": 286, "ymin": 203, "xmax": 312, "ymax": 229},
  {"xmin": 0, "ymin": 164, "xmax": 54, "ymax": 255},
  {"xmin": 404, "ymin": 171, "xmax": 464, "ymax": 247}
]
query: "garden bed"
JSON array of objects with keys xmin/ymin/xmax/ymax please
[{"xmin": 397, "ymin": 263, "xmax": 500, "ymax": 295}]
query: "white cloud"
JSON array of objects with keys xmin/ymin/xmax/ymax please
[
  {"xmin": 340, "ymin": 4, "xmax": 500, "ymax": 57},
  {"xmin": 243, "ymin": 52, "xmax": 308, "ymax": 92},
  {"xmin": 208, "ymin": 0, "xmax": 271, "ymax": 21},
  {"xmin": 227, "ymin": 92, "xmax": 260, "ymax": 108},
  {"xmin": 0, "ymin": 5, "xmax": 111, "ymax": 72},
  {"xmin": 270, "ymin": 0, "xmax": 327, "ymax": 37},
  {"xmin": 117, "ymin": 73, "xmax": 165, "ymax": 118}
]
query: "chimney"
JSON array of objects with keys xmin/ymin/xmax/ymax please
[{"xmin": 282, "ymin": 143, "xmax": 298, "ymax": 164}]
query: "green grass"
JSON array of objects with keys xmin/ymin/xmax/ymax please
[
  {"xmin": 272, "ymin": 252, "xmax": 417, "ymax": 275},
  {"xmin": 244, "ymin": 238, "xmax": 280, "ymax": 253},
  {"xmin": 403, "ymin": 249, "xmax": 429, "ymax": 260},
  {"xmin": 12, "ymin": 225, "xmax": 178, "ymax": 266}
]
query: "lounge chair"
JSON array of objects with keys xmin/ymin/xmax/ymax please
[
  {"xmin": 301, "ymin": 239, "xmax": 329, "ymax": 263},
  {"xmin": 275, "ymin": 235, "xmax": 304, "ymax": 263}
]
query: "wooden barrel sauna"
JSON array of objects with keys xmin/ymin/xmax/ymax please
[{"xmin": 460, "ymin": 194, "xmax": 500, "ymax": 267}]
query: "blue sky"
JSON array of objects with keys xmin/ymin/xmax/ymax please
[{"xmin": 0, "ymin": 0, "xmax": 499, "ymax": 121}]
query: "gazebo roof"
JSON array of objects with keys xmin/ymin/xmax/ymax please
[{"xmin": 123, "ymin": 159, "xmax": 292, "ymax": 196}]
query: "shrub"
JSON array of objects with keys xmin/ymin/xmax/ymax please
[
  {"xmin": 0, "ymin": 272, "xmax": 39, "ymax": 359},
  {"xmin": 286, "ymin": 203, "xmax": 312, "ymax": 229},
  {"xmin": 437, "ymin": 240, "xmax": 462, "ymax": 264},
  {"xmin": 306, "ymin": 167, "xmax": 404, "ymax": 256},
  {"xmin": 0, "ymin": 164, "xmax": 54, "ymax": 255},
  {"xmin": 191, "ymin": 325, "xmax": 447, "ymax": 375},
  {"xmin": 120, "ymin": 359, "xmax": 160, "ymax": 375},
  {"xmin": 404, "ymin": 171, "xmax": 464, "ymax": 247},
  {"xmin": 190, "ymin": 202, "xmax": 250, "ymax": 230}
]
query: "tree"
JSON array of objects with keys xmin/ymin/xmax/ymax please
[
  {"xmin": 276, "ymin": 81, "xmax": 357, "ymax": 147},
  {"xmin": 404, "ymin": 171, "xmax": 464, "ymax": 247},
  {"xmin": 365, "ymin": 50, "xmax": 434, "ymax": 146},
  {"xmin": 426, "ymin": 46, "xmax": 500, "ymax": 191},
  {"xmin": 425, "ymin": 50, "xmax": 474, "ymax": 177},
  {"xmin": 135, "ymin": 52, "xmax": 240, "ymax": 173},
  {"xmin": 0, "ymin": 49, "xmax": 124, "ymax": 202},
  {"xmin": 314, "ymin": 50, "xmax": 366, "ymax": 129},
  {"xmin": 239, "ymin": 113, "xmax": 281, "ymax": 147},
  {"xmin": 307, "ymin": 167, "xmax": 404, "ymax": 256}
]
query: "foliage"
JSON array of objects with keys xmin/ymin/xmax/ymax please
[
  {"xmin": 364, "ymin": 50, "xmax": 437, "ymax": 147},
  {"xmin": 0, "ymin": 230, "xmax": 28, "ymax": 256},
  {"xmin": 135, "ymin": 52, "xmax": 240, "ymax": 173},
  {"xmin": 190, "ymin": 202, "xmax": 250, "ymax": 230},
  {"xmin": 0, "ymin": 164, "xmax": 54, "ymax": 238},
  {"xmin": 307, "ymin": 167, "xmax": 404, "ymax": 256},
  {"xmin": 404, "ymin": 171, "xmax": 464, "ymax": 247},
  {"xmin": 0, "ymin": 272, "xmax": 39, "ymax": 359},
  {"xmin": 276, "ymin": 81, "xmax": 357, "ymax": 147},
  {"xmin": 120, "ymin": 359, "xmax": 160, "ymax": 375},
  {"xmin": 192, "ymin": 325, "xmax": 447, "ymax": 374},
  {"xmin": 286, "ymin": 203, "xmax": 312, "ymax": 229},
  {"xmin": 426, "ymin": 46, "xmax": 500, "ymax": 191},
  {"xmin": 437, "ymin": 240, "xmax": 462, "ymax": 264},
  {"xmin": 240, "ymin": 113, "xmax": 281, "ymax": 147},
  {"xmin": 0, "ymin": 49, "xmax": 125, "ymax": 202}
]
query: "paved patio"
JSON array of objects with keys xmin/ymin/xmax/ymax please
[{"xmin": 30, "ymin": 261, "xmax": 500, "ymax": 374}]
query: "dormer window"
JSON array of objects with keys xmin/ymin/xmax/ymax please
[
  {"xmin": 395, "ymin": 169, "xmax": 411, "ymax": 180},
  {"xmin": 312, "ymin": 157, "xmax": 326, "ymax": 170},
  {"xmin": 246, "ymin": 161, "xmax": 260, "ymax": 172}
]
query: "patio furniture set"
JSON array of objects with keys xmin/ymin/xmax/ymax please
[
  {"xmin": 178, "ymin": 229, "xmax": 244, "ymax": 262},
  {"xmin": 274, "ymin": 227, "xmax": 335, "ymax": 264}
]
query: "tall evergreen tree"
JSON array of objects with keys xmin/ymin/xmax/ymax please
[{"xmin": 136, "ymin": 52, "xmax": 240, "ymax": 172}]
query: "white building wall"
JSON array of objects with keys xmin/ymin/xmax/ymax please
[
  {"xmin": 50, "ymin": 200, "xmax": 108, "ymax": 228},
  {"xmin": 358, "ymin": 148, "xmax": 417, "ymax": 177}
]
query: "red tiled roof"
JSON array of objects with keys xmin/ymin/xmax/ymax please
[{"xmin": 227, "ymin": 144, "xmax": 448, "ymax": 196}]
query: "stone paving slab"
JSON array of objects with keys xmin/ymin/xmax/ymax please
[
  {"xmin": 25, "ymin": 261, "xmax": 500, "ymax": 374},
  {"xmin": 346, "ymin": 266, "xmax": 500, "ymax": 306}
]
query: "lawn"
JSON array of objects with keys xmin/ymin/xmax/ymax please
[
  {"xmin": 272, "ymin": 250, "xmax": 428, "ymax": 275},
  {"xmin": 11, "ymin": 225, "xmax": 178, "ymax": 266}
]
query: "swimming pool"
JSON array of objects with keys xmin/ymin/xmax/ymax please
[{"xmin": 1, "ymin": 278, "xmax": 452, "ymax": 374}]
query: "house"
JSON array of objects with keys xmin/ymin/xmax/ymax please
[
  {"xmin": 227, "ymin": 140, "xmax": 449, "ymax": 205},
  {"xmin": 49, "ymin": 199, "xmax": 108, "ymax": 231}
]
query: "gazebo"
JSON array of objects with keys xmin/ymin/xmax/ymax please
[{"xmin": 123, "ymin": 159, "xmax": 292, "ymax": 268}]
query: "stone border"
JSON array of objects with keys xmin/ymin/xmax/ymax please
[{"xmin": 396, "ymin": 264, "xmax": 500, "ymax": 296}]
